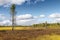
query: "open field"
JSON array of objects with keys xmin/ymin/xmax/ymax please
[
  {"xmin": 0, "ymin": 29, "xmax": 60, "ymax": 40},
  {"xmin": 0, "ymin": 27, "xmax": 60, "ymax": 30},
  {"xmin": 0, "ymin": 27, "xmax": 60, "ymax": 40},
  {"xmin": 0, "ymin": 27, "xmax": 46, "ymax": 30}
]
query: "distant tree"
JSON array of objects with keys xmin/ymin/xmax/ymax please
[
  {"xmin": 32, "ymin": 24, "xmax": 38, "ymax": 27},
  {"xmin": 56, "ymin": 23, "xmax": 60, "ymax": 27},
  {"xmin": 10, "ymin": 4, "xmax": 16, "ymax": 31},
  {"xmin": 45, "ymin": 21, "xmax": 47, "ymax": 28},
  {"xmin": 42, "ymin": 23, "xmax": 45, "ymax": 27},
  {"xmin": 57, "ymin": 23, "xmax": 60, "ymax": 25}
]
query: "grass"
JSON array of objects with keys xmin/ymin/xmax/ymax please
[
  {"xmin": 0, "ymin": 27, "xmax": 32, "ymax": 30},
  {"xmin": 0, "ymin": 26, "xmax": 60, "ymax": 40},
  {"xmin": 0, "ymin": 28, "xmax": 60, "ymax": 40},
  {"xmin": 0, "ymin": 27, "xmax": 12, "ymax": 30},
  {"xmin": 0, "ymin": 27, "xmax": 46, "ymax": 30},
  {"xmin": 32, "ymin": 35, "xmax": 60, "ymax": 40},
  {"xmin": 0, "ymin": 26, "xmax": 60, "ymax": 30}
]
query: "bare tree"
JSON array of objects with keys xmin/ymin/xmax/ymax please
[{"xmin": 10, "ymin": 4, "xmax": 16, "ymax": 31}]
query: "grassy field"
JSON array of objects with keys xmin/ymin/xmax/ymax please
[
  {"xmin": 0, "ymin": 27, "xmax": 60, "ymax": 40},
  {"xmin": 0, "ymin": 27, "xmax": 35, "ymax": 30},
  {"xmin": 0, "ymin": 27, "xmax": 46, "ymax": 30},
  {"xmin": 32, "ymin": 35, "xmax": 60, "ymax": 40},
  {"xmin": 0, "ymin": 27, "xmax": 60, "ymax": 30},
  {"xmin": 0, "ymin": 29, "xmax": 59, "ymax": 40}
]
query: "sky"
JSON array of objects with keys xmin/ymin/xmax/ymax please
[{"xmin": 0, "ymin": 0, "xmax": 60, "ymax": 25}]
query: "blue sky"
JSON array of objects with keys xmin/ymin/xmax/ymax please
[{"xmin": 0, "ymin": 0, "xmax": 60, "ymax": 25}]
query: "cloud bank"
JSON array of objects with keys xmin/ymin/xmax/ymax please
[
  {"xmin": 0, "ymin": 0, "xmax": 45, "ymax": 7},
  {"xmin": 49, "ymin": 13, "xmax": 60, "ymax": 18},
  {"xmin": 0, "ymin": 0, "xmax": 28, "ymax": 7},
  {"xmin": 1, "ymin": 13, "xmax": 60, "ymax": 25},
  {"xmin": 0, "ymin": 14, "xmax": 45, "ymax": 25},
  {"xmin": 48, "ymin": 13, "xmax": 60, "ymax": 23}
]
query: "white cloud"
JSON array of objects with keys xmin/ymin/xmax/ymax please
[
  {"xmin": 55, "ymin": 18, "xmax": 60, "ymax": 22},
  {"xmin": 34, "ymin": 0, "xmax": 45, "ymax": 3},
  {"xmin": 16, "ymin": 14, "xmax": 37, "ymax": 25},
  {"xmin": 2, "ymin": 20, "xmax": 11, "ymax": 25},
  {"xmin": 16, "ymin": 14, "xmax": 45, "ymax": 25},
  {"xmin": 0, "ymin": 0, "xmax": 10, "ymax": 6},
  {"xmin": 0, "ymin": 13, "xmax": 45, "ymax": 25},
  {"xmin": 0, "ymin": 14, "xmax": 11, "ymax": 25},
  {"xmin": 11, "ymin": 0, "xmax": 27, "ymax": 5},
  {"xmin": 0, "ymin": 19, "xmax": 37, "ymax": 26},
  {"xmin": 0, "ymin": 14, "xmax": 35, "ymax": 25},
  {"xmin": 33, "ymin": 16, "xmax": 38, "ymax": 19},
  {"xmin": 49, "ymin": 13, "xmax": 60, "ymax": 18},
  {"xmin": 48, "ymin": 20, "xmax": 57, "ymax": 23},
  {"xmin": 0, "ymin": 14, "xmax": 6, "ymax": 20},
  {"xmin": 25, "ymin": 0, "xmax": 45, "ymax": 4},
  {"xmin": 48, "ymin": 13, "xmax": 60, "ymax": 23},
  {"xmin": 16, "ymin": 19, "xmax": 35, "ymax": 25},
  {"xmin": 39, "ymin": 15, "xmax": 45, "ymax": 18},
  {"xmin": 0, "ymin": 0, "xmax": 28, "ymax": 7},
  {"xmin": 0, "ymin": 0, "xmax": 45, "ymax": 7},
  {"xmin": 56, "ymin": 18, "xmax": 60, "ymax": 21},
  {"xmin": 16, "ymin": 14, "xmax": 45, "ymax": 20},
  {"xmin": 0, "ymin": 20, "xmax": 11, "ymax": 25},
  {"xmin": 4, "ymin": 4, "xmax": 11, "ymax": 7},
  {"xmin": 17, "ymin": 14, "xmax": 33, "ymax": 20}
]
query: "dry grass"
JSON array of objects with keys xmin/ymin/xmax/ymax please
[
  {"xmin": 0, "ymin": 27, "xmax": 46, "ymax": 30},
  {"xmin": 0, "ymin": 29, "xmax": 59, "ymax": 40},
  {"xmin": 0, "ymin": 27, "xmax": 60, "ymax": 30},
  {"xmin": 0, "ymin": 27, "xmax": 60, "ymax": 40}
]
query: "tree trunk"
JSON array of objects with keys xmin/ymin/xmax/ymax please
[{"xmin": 12, "ymin": 13, "xmax": 15, "ymax": 31}]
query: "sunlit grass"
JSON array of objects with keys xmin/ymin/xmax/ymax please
[
  {"xmin": 0, "ymin": 27, "xmax": 60, "ymax": 30},
  {"xmin": 0, "ymin": 27, "xmax": 12, "ymax": 30},
  {"xmin": 0, "ymin": 27, "xmax": 60, "ymax": 40},
  {"xmin": 32, "ymin": 35, "xmax": 60, "ymax": 40},
  {"xmin": 0, "ymin": 27, "xmax": 37, "ymax": 30},
  {"xmin": 0, "ymin": 27, "xmax": 46, "ymax": 30}
]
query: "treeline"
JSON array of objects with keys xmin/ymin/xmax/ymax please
[
  {"xmin": 0, "ymin": 25, "xmax": 31, "ymax": 27},
  {"xmin": 32, "ymin": 23, "xmax": 60, "ymax": 28},
  {"xmin": 0, "ymin": 23, "xmax": 60, "ymax": 28}
]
